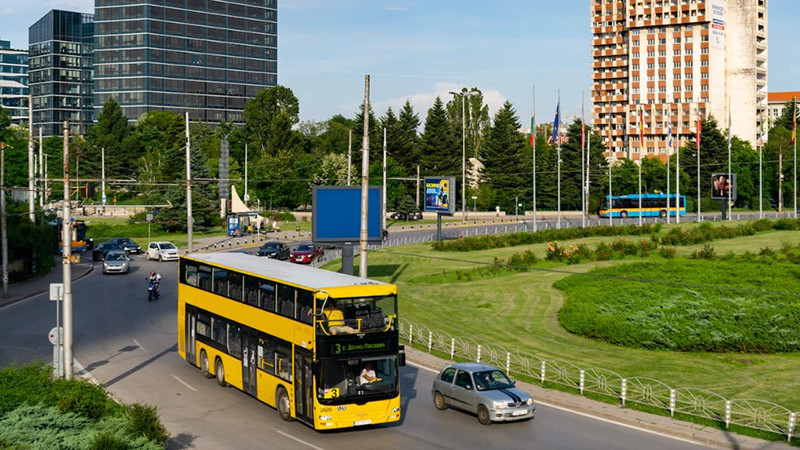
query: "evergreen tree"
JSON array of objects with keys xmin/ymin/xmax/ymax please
[
  {"xmin": 396, "ymin": 100, "xmax": 421, "ymax": 174},
  {"xmin": 481, "ymin": 101, "xmax": 526, "ymax": 212},
  {"xmin": 419, "ymin": 97, "xmax": 458, "ymax": 176},
  {"xmin": 243, "ymin": 85, "xmax": 300, "ymax": 155},
  {"xmin": 678, "ymin": 115, "xmax": 728, "ymax": 212},
  {"xmin": 86, "ymin": 97, "xmax": 133, "ymax": 179}
]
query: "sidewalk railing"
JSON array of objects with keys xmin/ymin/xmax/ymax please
[{"xmin": 399, "ymin": 319, "xmax": 798, "ymax": 442}]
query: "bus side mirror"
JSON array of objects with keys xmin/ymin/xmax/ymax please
[{"xmin": 398, "ymin": 345, "xmax": 406, "ymax": 367}]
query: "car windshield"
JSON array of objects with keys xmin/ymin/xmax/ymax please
[
  {"xmin": 473, "ymin": 369, "xmax": 514, "ymax": 391},
  {"xmin": 296, "ymin": 244, "xmax": 312, "ymax": 251},
  {"xmin": 317, "ymin": 356, "xmax": 398, "ymax": 404},
  {"xmin": 105, "ymin": 253, "xmax": 127, "ymax": 262},
  {"xmin": 262, "ymin": 243, "xmax": 280, "ymax": 250},
  {"xmin": 158, "ymin": 243, "xmax": 176, "ymax": 250}
]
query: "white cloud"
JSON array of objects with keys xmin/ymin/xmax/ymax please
[
  {"xmin": 0, "ymin": 8, "xmax": 13, "ymax": 17},
  {"xmin": 338, "ymin": 82, "xmax": 508, "ymax": 122}
]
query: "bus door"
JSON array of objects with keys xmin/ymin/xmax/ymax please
[
  {"xmin": 242, "ymin": 330, "xmax": 258, "ymax": 396},
  {"xmin": 294, "ymin": 347, "xmax": 313, "ymax": 424},
  {"xmin": 186, "ymin": 307, "xmax": 197, "ymax": 365}
]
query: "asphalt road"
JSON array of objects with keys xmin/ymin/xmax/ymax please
[{"xmin": 0, "ymin": 253, "xmax": 709, "ymax": 449}]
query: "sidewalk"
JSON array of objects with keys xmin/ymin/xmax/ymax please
[
  {"xmin": 406, "ymin": 347, "xmax": 779, "ymax": 450},
  {"xmin": 0, "ymin": 255, "xmax": 94, "ymax": 310}
]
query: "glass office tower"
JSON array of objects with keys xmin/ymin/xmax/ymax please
[
  {"xmin": 94, "ymin": 0, "xmax": 277, "ymax": 124},
  {"xmin": 0, "ymin": 40, "xmax": 29, "ymax": 125},
  {"xmin": 29, "ymin": 10, "xmax": 95, "ymax": 137}
]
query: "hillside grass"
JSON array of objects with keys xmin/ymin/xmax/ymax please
[{"xmin": 322, "ymin": 222, "xmax": 800, "ymax": 410}]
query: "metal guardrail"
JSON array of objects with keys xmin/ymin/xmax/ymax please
[{"xmin": 399, "ymin": 319, "xmax": 798, "ymax": 442}]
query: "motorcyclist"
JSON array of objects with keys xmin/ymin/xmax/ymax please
[{"xmin": 147, "ymin": 270, "xmax": 162, "ymax": 298}]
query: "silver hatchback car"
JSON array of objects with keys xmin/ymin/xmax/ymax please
[{"xmin": 432, "ymin": 363, "xmax": 535, "ymax": 425}]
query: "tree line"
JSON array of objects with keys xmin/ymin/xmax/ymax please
[{"xmin": 0, "ymin": 86, "xmax": 797, "ymax": 231}]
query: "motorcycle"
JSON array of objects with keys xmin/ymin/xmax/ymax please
[{"xmin": 147, "ymin": 280, "xmax": 160, "ymax": 301}]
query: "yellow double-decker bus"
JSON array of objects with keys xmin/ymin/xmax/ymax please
[{"xmin": 177, "ymin": 253, "xmax": 404, "ymax": 429}]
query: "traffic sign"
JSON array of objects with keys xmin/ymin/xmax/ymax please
[
  {"xmin": 48, "ymin": 327, "xmax": 63, "ymax": 345},
  {"xmin": 49, "ymin": 283, "xmax": 64, "ymax": 302}
]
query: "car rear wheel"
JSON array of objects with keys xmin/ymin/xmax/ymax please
[
  {"xmin": 158, "ymin": 254, "xmax": 163, "ymax": 262},
  {"xmin": 146, "ymin": 252, "xmax": 150, "ymax": 260},
  {"xmin": 433, "ymin": 391, "xmax": 447, "ymax": 410},
  {"xmin": 477, "ymin": 405, "xmax": 492, "ymax": 425},
  {"xmin": 659, "ymin": 210, "xmax": 667, "ymax": 218}
]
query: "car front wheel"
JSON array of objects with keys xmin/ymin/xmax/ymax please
[
  {"xmin": 477, "ymin": 405, "xmax": 492, "ymax": 425},
  {"xmin": 146, "ymin": 252, "xmax": 150, "ymax": 260}
]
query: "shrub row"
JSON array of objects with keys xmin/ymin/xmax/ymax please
[
  {"xmin": 0, "ymin": 363, "xmax": 168, "ymax": 448},
  {"xmin": 433, "ymin": 223, "xmax": 662, "ymax": 251}
]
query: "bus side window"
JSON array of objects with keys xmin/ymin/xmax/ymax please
[
  {"xmin": 213, "ymin": 268, "xmax": 228, "ymax": 297},
  {"xmin": 277, "ymin": 284, "xmax": 295, "ymax": 319},
  {"xmin": 259, "ymin": 281, "xmax": 276, "ymax": 311},
  {"xmin": 198, "ymin": 265, "xmax": 212, "ymax": 291},
  {"xmin": 244, "ymin": 276, "xmax": 259, "ymax": 306},
  {"xmin": 228, "ymin": 325, "xmax": 242, "ymax": 359},
  {"xmin": 197, "ymin": 313, "xmax": 211, "ymax": 338},
  {"xmin": 297, "ymin": 290, "xmax": 313, "ymax": 323},
  {"xmin": 183, "ymin": 261, "xmax": 198, "ymax": 287},
  {"xmin": 229, "ymin": 272, "xmax": 243, "ymax": 302}
]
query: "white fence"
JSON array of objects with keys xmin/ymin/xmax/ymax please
[{"xmin": 399, "ymin": 319, "xmax": 798, "ymax": 442}]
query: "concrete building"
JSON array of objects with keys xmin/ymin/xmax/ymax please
[
  {"xmin": 93, "ymin": 0, "xmax": 278, "ymax": 124},
  {"xmin": 765, "ymin": 91, "xmax": 798, "ymax": 132},
  {"xmin": 0, "ymin": 40, "xmax": 29, "ymax": 125},
  {"xmin": 592, "ymin": 0, "xmax": 767, "ymax": 161},
  {"xmin": 28, "ymin": 10, "xmax": 95, "ymax": 137}
]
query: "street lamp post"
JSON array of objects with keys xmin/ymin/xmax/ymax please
[
  {"xmin": 472, "ymin": 196, "xmax": 477, "ymax": 213},
  {"xmin": 450, "ymin": 90, "xmax": 477, "ymax": 222}
]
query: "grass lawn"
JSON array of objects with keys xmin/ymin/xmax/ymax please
[{"xmin": 323, "ymin": 226, "xmax": 800, "ymax": 411}]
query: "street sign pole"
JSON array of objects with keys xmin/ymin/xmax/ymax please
[{"xmin": 50, "ymin": 283, "xmax": 63, "ymax": 377}]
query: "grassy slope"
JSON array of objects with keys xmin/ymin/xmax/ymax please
[{"xmin": 325, "ymin": 228, "xmax": 800, "ymax": 409}]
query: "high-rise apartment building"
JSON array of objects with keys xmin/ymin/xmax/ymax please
[
  {"xmin": 29, "ymin": 10, "xmax": 95, "ymax": 137},
  {"xmin": 592, "ymin": 0, "xmax": 767, "ymax": 161},
  {"xmin": 0, "ymin": 40, "xmax": 29, "ymax": 125},
  {"xmin": 93, "ymin": 0, "xmax": 277, "ymax": 124}
]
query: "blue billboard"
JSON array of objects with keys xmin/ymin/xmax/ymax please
[
  {"xmin": 312, "ymin": 186, "xmax": 383, "ymax": 243},
  {"xmin": 424, "ymin": 177, "xmax": 456, "ymax": 214}
]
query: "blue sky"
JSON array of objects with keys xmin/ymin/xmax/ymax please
[{"xmin": 2, "ymin": 0, "xmax": 799, "ymax": 124}]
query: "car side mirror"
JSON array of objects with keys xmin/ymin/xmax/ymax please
[{"xmin": 465, "ymin": 384, "xmax": 472, "ymax": 390}]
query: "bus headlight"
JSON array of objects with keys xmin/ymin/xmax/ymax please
[{"xmin": 392, "ymin": 407, "xmax": 400, "ymax": 413}]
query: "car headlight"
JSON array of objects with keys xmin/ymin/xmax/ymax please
[
  {"xmin": 493, "ymin": 401, "xmax": 508, "ymax": 409},
  {"xmin": 526, "ymin": 398, "xmax": 534, "ymax": 406}
]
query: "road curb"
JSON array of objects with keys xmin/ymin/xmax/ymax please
[
  {"xmin": 0, "ymin": 262, "xmax": 94, "ymax": 310},
  {"xmin": 405, "ymin": 347, "xmax": 772, "ymax": 450}
]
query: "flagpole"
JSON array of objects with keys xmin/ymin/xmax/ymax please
[
  {"xmin": 581, "ymin": 91, "xmax": 586, "ymax": 228},
  {"xmin": 556, "ymin": 90, "xmax": 561, "ymax": 229},
  {"xmin": 532, "ymin": 85, "xmax": 537, "ymax": 232},
  {"xmin": 697, "ymin": 110, "xmax": 702, "ymax": 223},
  {"xmin": 794, "ymin": 98, "xmax": 797, "ymax": 219},
  {"xmin": 759, "ymin": 110, "xmax": 763, "ymax": 219},
  {"xmin": 666, "ymin": 106, "xmax": 671, "ymax": 225},
  {"xmin": 607, "ymin": 103, "xmax": 613, "ymax": 227},
  {"xmin": 586, "ymin": 117, "xmax": 591, "ymax": 229},
  {"xmin": 728, "ymin": 97, "xmax": 732, "ymax": 221},
  {"xmin": 676, "ymin": 114, "xmax": 680, "ymax": 224},
  {"xmin": 638, "ymin": 106, "xmax": 643, "ymax": 227}
]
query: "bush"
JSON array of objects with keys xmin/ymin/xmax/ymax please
[{"xmin": 126, "ymin": 403, "xmax": 168, "ymax": 444}]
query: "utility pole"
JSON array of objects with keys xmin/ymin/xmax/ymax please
[
  {"xmin": 244, "ymin": 143, "xmax": 249, "ymax": 204},
  {"xmin": 382, "ymin": 127, "xmax": 387, "ymax": 234},
  {"xmin": 185, "ymin": 112, "xmax": 193, "ymax": 253},
  {"xmin": 359, "ymin": 75, "xmax": 370, "ymax": 278},
  {"xmin": 416, "ymin": 165, "xmax": 420, "ymax": 208},
  {"xmin": 101, "ymin": 148, "xmax": 106, "ymax": 206},
  {"xmin": 61, "ymin": 121, "xmax": 73, "ymax": 379},
  {"xmin": 1, "ymin": 142, "xmax": 8, "ymax": 298},
  {"xmin": 28, "ymin": 94, "xmax": 34, "ymax": 222},
  {"xmin": 38, "ymin": 128, "xmax": 43, "ymax": 208}
]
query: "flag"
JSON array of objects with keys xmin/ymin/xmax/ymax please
[
  {"xmin": 552, "ymin": 101, "xmax": 560, "ymax": 145},
  {"xmin": 638, "ymin": 107, "xmax": 645, "ymax": 150},
  {"xmin": 793, "ymin": 97, "xmax": 797, "ymax": 146},
  {"xmin": 696, "ymin": 116, "xmax": 702, "ymax": 151},
  {"xmin": 530, "ymin": 116, "xmax": 535, "ymax": 147},
  {"xmin": 667, "ymin": 111, "xmax": 673, "ymax": 149},
  {"xmin": 581, "ymin": 115, "xmax": 586, "ymax": 150}
]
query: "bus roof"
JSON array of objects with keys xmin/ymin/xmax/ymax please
[{"xmin": 184, "ymin": 252, "xmax": 393, "ymax": 293}]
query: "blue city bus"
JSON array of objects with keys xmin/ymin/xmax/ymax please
[{"xmin": 599, "ymin": 194, "xmax": 686, "ymax": 218}]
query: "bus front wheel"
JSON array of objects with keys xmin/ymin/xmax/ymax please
[
  {"xmin": 215, "ymin": 358, "xmax": 227, "ymax": 387},
  {"xmin": 200, "ymin": 350, "xmax": 212, "ymax": 378},
  {"xmin": 277, "ymin": 387, "xmax": 292, "ymax": 421},
  {"xmin": 620, "ymin": 211, "xmax": 628, "ymax": 218}
]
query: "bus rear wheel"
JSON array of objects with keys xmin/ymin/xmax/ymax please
[
  {"xmin": 215, "ymin": 358, "xmax": 227, "ymax": 387},
  {"xmin": 277, "ymin": 387, "xmax": 292, "ymax": 421},
  {"xmin": 659, "ymin": 210, "xmax": 667, "ymax": 218},
  {"xmin": 200, "ymin": 350, "xmax": 212, "ymax": 378},
  {"xmin": 620, "ymin": 211, "xmax": 628, "ymax": 218}
]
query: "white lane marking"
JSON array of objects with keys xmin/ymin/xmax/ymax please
[
  {"xmin": 406, "ymin": 362, "xmax": 710, "ymax": 448},
  {"xmin": 275, "ymin": 430, "xmax": 324, "ymax": 450},
  {"xmin": 171, "ymin": 374, "xmax": 197, "ymax": 392},
  {"xmin": 133, "ymin": 339, "xmax": 147, "ymax": 353},
  {"xmin": 73, "ymin": 358, "xmax": 101, "ymax": 385}
]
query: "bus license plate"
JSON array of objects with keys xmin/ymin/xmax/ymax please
[
  {"xmin": 512, "ymin": 409, "xmax": 528, "ymax": 416},
  {"xmin": 354, "ymin": 419, "xmax": 372, "ymax": 426}
]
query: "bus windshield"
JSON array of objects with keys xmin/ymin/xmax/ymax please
[
  {"xmin": 316, "ymin": 295, "xmax": 397, "ymax": 335},
  {"xmin": 317, "ymin": 356, "xmax": 398, "ymax": 404}
]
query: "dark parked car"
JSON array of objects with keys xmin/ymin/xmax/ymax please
[
  {"xmin": 390, "ymin": 211, "xmax": 422, "ymax": 221},
  {"xmin": 107, "ymin": 237, "xmax": 142, "ymax": 254},
  {"xmin": 432, "ymin": 363, "xmax": 535, "ymax": 425},
  {"xmin": 92, "ymin": 241, "xmax": 123, "ymax": 261},
  {"xmin": 255, "ymin": 241, "xmax": 290, "ymax": 260},
  {"xmin": 289, "ymin": 243, "xmax": 324, "ymax": 264}
]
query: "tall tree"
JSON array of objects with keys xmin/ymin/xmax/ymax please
[
  {"xmin": 419, "ymin": 97, "xmax": 458, "ymax": 176},
  {"xmin": 352, "ymin": 103, "xmax": 381, "ymax": 166},
  {"xmin": 243, "ymin": 85, "xmax": 300, "ymax": 154},
  {"xmin": 86, "ymin": 97, "xmax": 133, "ymax": 179},
  {"xmin": 395, "ymin": 100, "xmax": 421, "ymax": 174},
  {"xmin": 481, "ymin": 101, "xmax": 527, "ymax": 212},
  {"xmin": 678, "ymin": 115, "xmax": 728, "ymax": 212}
]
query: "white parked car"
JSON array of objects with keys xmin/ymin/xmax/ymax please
[{"xmin": 146, "ymin": 241, "xmax": 180, "ymax": 261}]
